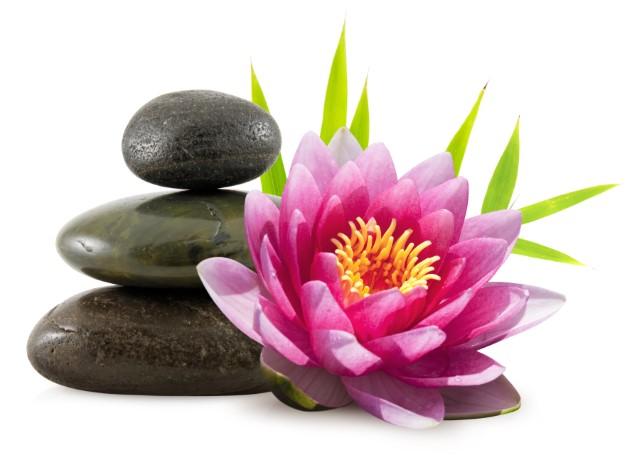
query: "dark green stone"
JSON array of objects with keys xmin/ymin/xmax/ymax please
[
  {"xmin": 27, "ymin": 287, "xmax": 268, "ymax": 395},
  {"xmin": 57, "ymin": 190, "xmax": 251, "ymax": 287}
]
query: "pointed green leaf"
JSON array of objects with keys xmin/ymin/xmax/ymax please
[
  {"xmin": 512, "ymin": 238, "xmax": 584, "ymax": 265},
  {"xmin": 481, "ymin": 119, "xmax": 520, "ymax": 214},
  {"xmin": 349, "ymin": 77, "xmax": 369, "ymax": 149},
  {"xmin": 251, "ymin": 64, "xmax": 287, "ymax": 196},
  {"xmin": 519, "ymin": 184, "xmax": 618, "ymax": 224},
  {"xmin": 447, "ymin": 84, "xmax": 486, "ymax": 175},
  {"xmin": 320, "ymin": 23, "xmax": 348, "ymax": 144}
]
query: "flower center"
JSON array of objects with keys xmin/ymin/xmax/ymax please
[{"xmin": 331, "ymin": 217, "xmax": 440, "ymax": 303}]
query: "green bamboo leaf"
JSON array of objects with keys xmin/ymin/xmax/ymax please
[
  {"xmin": 481, "ymin": 118, "xmax": 520, "ymax": 214},
  {"xmin": 512, "ymin": 238, "xmax": 584, "ymax": 265},
  {"xmin": 349, "ymin": 77, "xmax": 369, "ymax": 149},
  {"xmin": 320, "ymin": 23, "xmax": 348, "ymax": 144},
  {"xmin": 447, "ymin": 84, "xmax": 486, "ymax": 175},
  {"xmin": 251, "ymin": 64, "xmax": 287, "ymax": 196},
  {"xmin": 519, "ymin": 184, "xmax": 618, "ymax": 224}
]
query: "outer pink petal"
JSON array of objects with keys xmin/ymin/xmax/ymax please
[
  {"xmin": 261, "ymin": 347, "xmax": 352, "ymax": 408},
  {"xmin": 314, "ymin": 194, "xmax": 348, "ymax": 252},
  {"xmin": 312, "ymin": 329, "xmax": 383, "ymax": 376},
  {"xmin": 355, "ymin": 143, "xmax": 398, "ymax": 201},
  {"xmin": 255, "ymin": 296, "xmax": 314, "ymax": 366},
  {"xmin": 444, "ymin": 283, "xmax": 528, "ymax": 348},
  {"xmin": 366, "ymin": 178, "xmax": 422, "ymax": 234},
  {"xmin": 342, "ymin": 372, "xmax": 444, "ymax": 428},
  {"xmin": 324, "ymin": 161, "xmax": 370, "ymax": 222},
  {"xmin": 365, "ymin": 326, "xmax": 446, "ymax": 368},
  {"xmin": 244, "ymin": 191, "xmax": 280, "ymax": 272},
  {"xmin": 345, "ymin": 289, "xmax": 407, "ymax": 341},
  {"xmin": 401, "ymin": 153, "xmax": 455, "ymax": 195},
  {"xmin": 441, "ymin": 375, "xmax": 521, "ymax": 420},
  {"xmin": 395, "ymin": 349, "xmax": 505, "ymax": 388},
  {"xmin": 469, "ymin": 284, "xmax": 565, "ymax": 349},
  {"xmin": 281, "ymin": 209, "xmax": 312, "ymax": 294},
  {"xmin": 196, "ymin": 257, "xmax": 264, "ymax": 344},
  {"xmin": 280, "ymin": 164, "xmax": 322, "ymax": 234},
  {"xmin": 290, "ymin": 131, "xmax": 338, "ymax": 192},
  {"xmin": 444, "ymin": 238, "xmax": 508, "ymax": 297},
  {"xmin": 309, "ymin": 252, "xmax": 343, "ymax": 305},
  {"xmin": 328, "ymin": 127, "xmax": 363, "ymax": 166},
  {"xmin": 259, "ymin": 236, "xmax": 299, "ymax": 322},
  {"xmin": 301, "ymin": 281, "xmax": 353, "ymax": 333},
  {"xmin": 460, "ymin": 210, "xmax": 522, "ymax": 250},
  {"xmin": 418, "ymin": 177, "xmax": 469, "ymax": 240}
]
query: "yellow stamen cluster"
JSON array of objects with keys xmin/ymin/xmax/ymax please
[{"xmin": 331, "ymin": 217, "xmax": 440, "ymax": 303}]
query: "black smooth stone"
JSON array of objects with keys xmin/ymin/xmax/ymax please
[
  {"xmin": 122, "ymin": 90, "xmax": 281, "ymax": 189},
  {"xmin": 27, "ymin": 287, "xmax": 268, "ymax": 395},
  {"xmin": 56, "ymin": 190, "xmax": 251, "ymax": 288}
]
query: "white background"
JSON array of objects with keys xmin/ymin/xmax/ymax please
[{"xmin": 1, "ymin": 0, "xmax": 638, "ymax": 458}]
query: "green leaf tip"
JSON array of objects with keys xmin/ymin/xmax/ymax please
[
  {"xmin": 512, "ymin": 238, "xmax": 585, "ymax": 266},
  {"xmin": 447, "ymin": 84, "xmax": 486, "ymax": 175},
  {"xmin": 251, "ymin": 65, "xmax": 287, "ymax": 196},
  {"xmin": 519, "ymin": 183, "xmax": 618, "ymax": 224},
  {"xmin": 320, "ymin": 22, "xmax": 348, "ymax": 144},
  {"xmin": 350, "ymin": 76, "xmax": 369, "ymax": 148},
  {"xmin": 481, "ymin": 118, "xmax": 520, "ymax": 214}
]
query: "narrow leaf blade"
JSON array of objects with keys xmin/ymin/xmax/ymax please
[
  {"xmin": 447, "ymin": 84, "xmax": 486, "ymax": 175},
  {"xmin": 512, "ymin": 238, "xmax": 584, "ymax": 265},
  {"xmin": 519, "ymin": 184, "xmax": 618, "ymax": 224},
  {"xmin": 481, "ymin": 119, "xmax": 520, "ymax": 213},
  {"xmin": 349, "ymin": 77, "xmax": 369, "ymax": 148},
  {"xmin": 252, "ymin": 64, "xmax": 287, "ymax": 196},
  {"xmin": 320, "ymin": 23, "xmax": 348, "ymax": 144}
]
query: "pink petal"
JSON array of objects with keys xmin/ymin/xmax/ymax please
[
  {"xmin": 419, "ymin": 177, "xmax": 469, "ymax": 240},
  {"xmin": 301, "ymin": 281, "xmax": 353, "ymax": 333},
  {"xmin": 342, "ymin": 372, "xmax": 444, "ymax": 428},
  {"xmin": 259, "ymin": 236, "xmax": 299, "ymax": 322},
  {"xmin": 324, "ymin": 161, "xmax": 370, "ymax": 223},
  {"xmin": 290, "ymin": 131, "xmax": 338, "ymax": 192},
  {"xmin": 281, "ymin": 209, "xmax": 312, "ymax": 294},
  {"xmin": 444, "ymin": 238, "xmax": 508, "ymax": 297},
  {"xmin": 261, "ymin": 347, "xmax": 352, "ymax": 408},
  {"xmin": 280, "ymin": 164, "xmax": 322, "ymax": 234},
  {"xmin": 328, "ymin": 128, "xmax": 363, "ymax": 166},
  {"xmin": 312, "ymin": 329, "xmax": 382, "ymax": 376},
  {"xmin": 418, "ymin": 289, "xmax": 475, "ymax": 329},
  {"xmin": 196, "ymin": 257, "xmax": 264, "ymax": 344},
  {"xmin": 355, "ymin": 143, "xmax": 398, "ymax": 201},
  {"xmin": 366, "ymin": 178, "xmax": 422, "ymax": 234},
  {"xmin": 310, "ymin": 252, "xmax": 343, "ymax": 306},
  {"xmin": 395, "ymin": 349, "xmax": 505, "ymax": 388},
  {"xmin": 444, "ymin": 283, "xmax": 528, "ymax": 348},
  {"xmin": 421, "ymin": 257, "xmax": 467, "ymax": 314},
  {"xmin": 442, "ymin": 375, "xmax": 521, "ymax": 420},
  {"xmin": 471, "ymin": 284, "xmax": 565, "ymax": 348},
  {"xmin": 345, "ymin": 289, "xmax": 407, "ymax": 341},
  {"xmin": 401, "ymin": 152, "xmax": 455, "ymax": 195},
  {"xmin": 365, "ymin": 326, "xmax": 446, "ymax": 367},
  {"xmin": 417, "ymin": 209, "xmax": 455, "ymax": 265},
  {"xmin": 255, "ymin": 296, "xmax": 314, "ymax": 366},
  {"xmin": 244, "ymin": 191, "xmax": 280, "ymax": 272},
  {"xmin": 460, "ymin": 210, "xmax": 522, "ymax": 250},
  {"xmin": 314, "ymin": 194, "xmax": 348, "ymax": 252}
]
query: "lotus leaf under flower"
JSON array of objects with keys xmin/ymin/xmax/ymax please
[{"xmin": 197, "ymin": 129, "xmax": 565, "ymax": 428}]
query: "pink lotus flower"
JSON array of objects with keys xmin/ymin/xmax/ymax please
[{"xmin": 197, "ymin": 129, "xmax": 565, "ymax": 429}]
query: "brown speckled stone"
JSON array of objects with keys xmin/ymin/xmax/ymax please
[{"xmin": 27, "ymin": 287, "xmax": 268, "ymax": 395}]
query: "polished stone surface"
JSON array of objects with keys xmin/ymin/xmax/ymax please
[
  {"xmin": 122, "ymin": 90, "xmax": 281, "ymax": 189},
  {"xmin": 57, "ymin": 190, "xmax": 251, "ymax": 287},
  {"xmin": 27, "ymin": 287, "xmax": 268, "ymax": 395}
]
